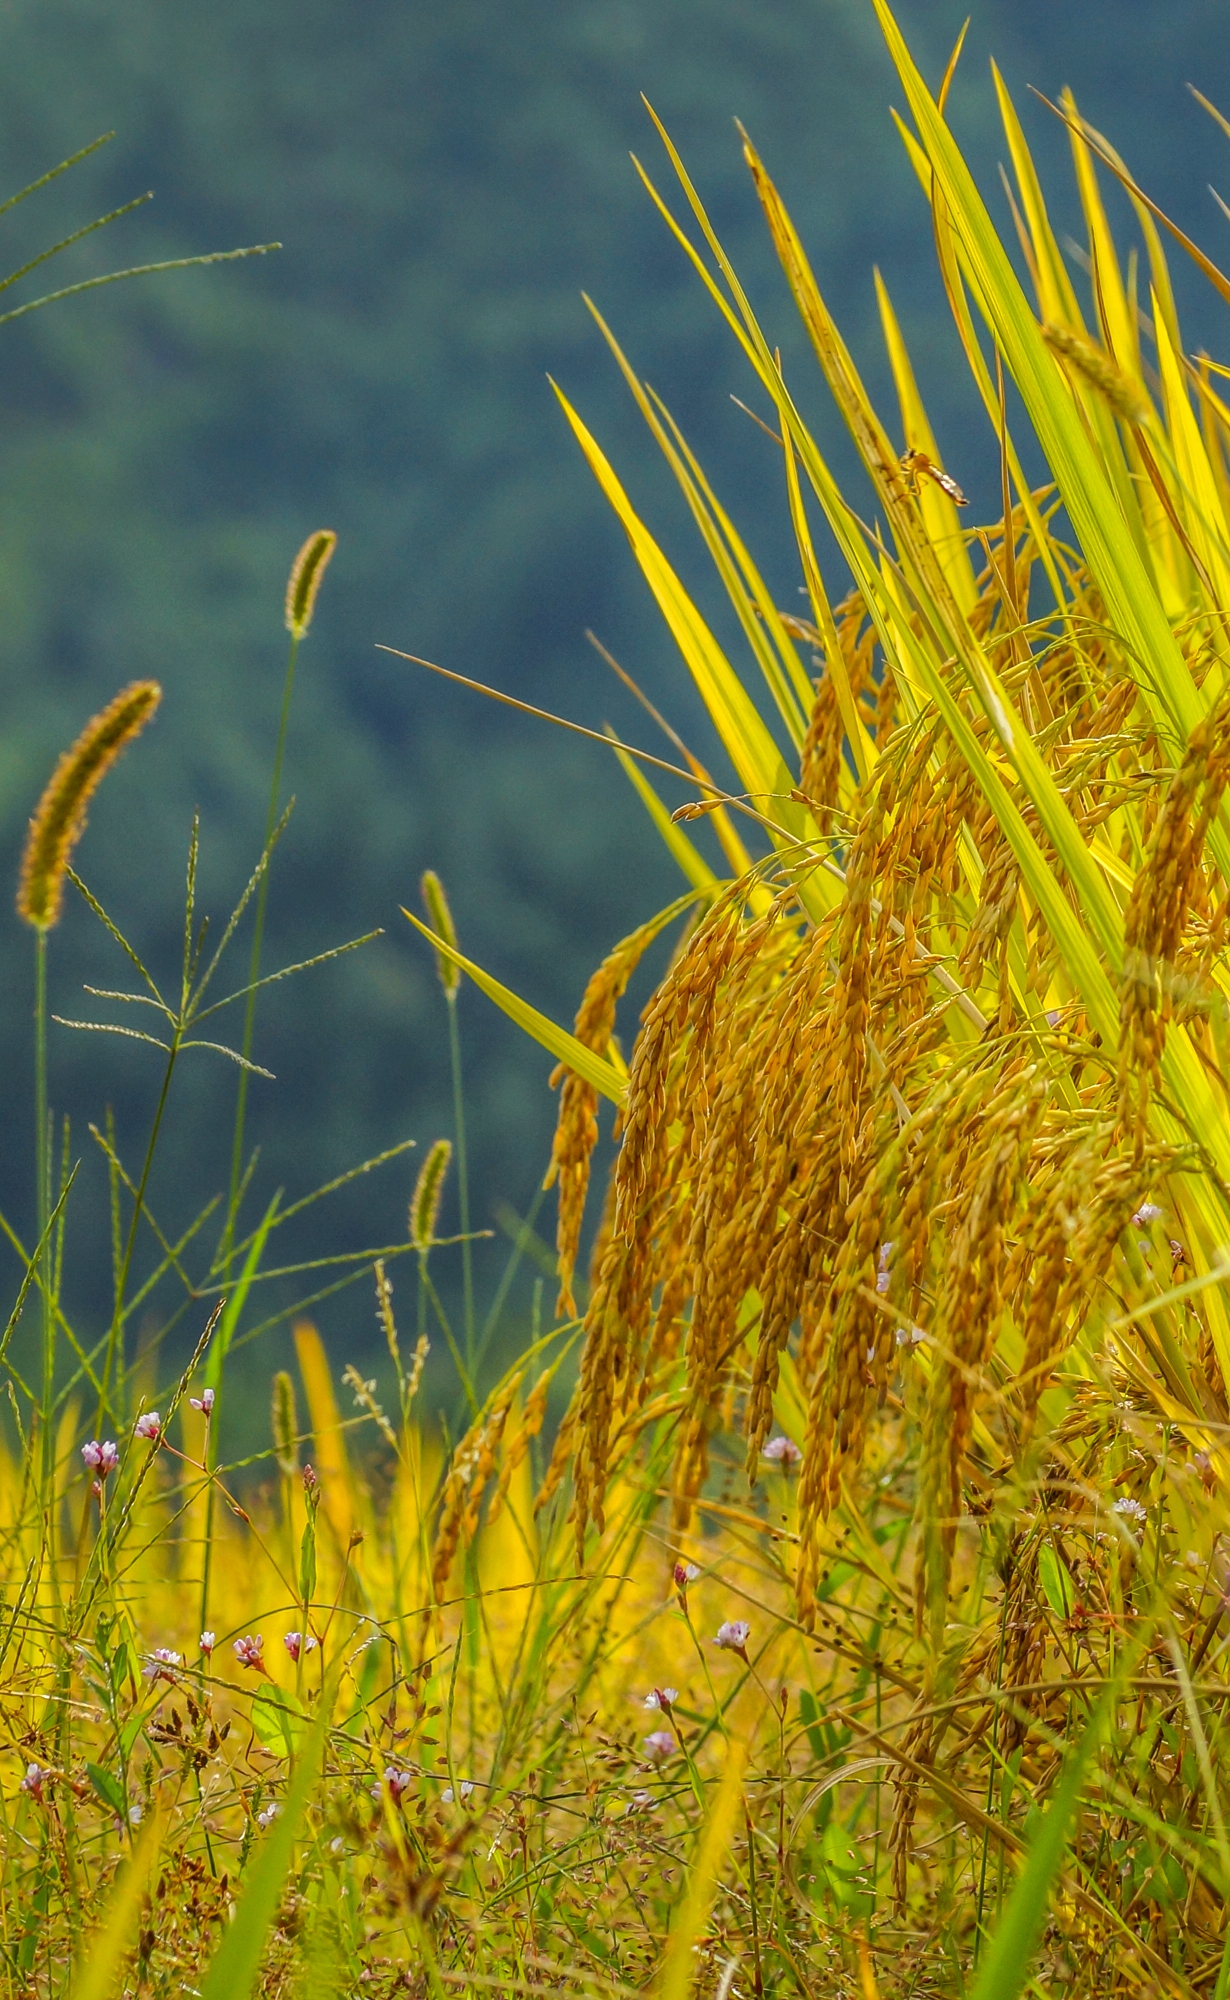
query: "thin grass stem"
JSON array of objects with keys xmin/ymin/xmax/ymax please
[{"xmin": 224, "ymin": 631, "xmax": 300, "ymax": 1278}]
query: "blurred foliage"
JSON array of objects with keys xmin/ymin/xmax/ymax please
[{"xmin": 0, "ymin": 0, "xmax": 1229, "ymax": 1378}]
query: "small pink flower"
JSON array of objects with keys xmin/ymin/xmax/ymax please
[
  {"xmin": 672, "ymin": 1561, "xmax": 700, "ymax": 1595},
  {"xmin": 233, "ymin": 1634, "xmax": 266, "ymax": 1672},
  {"xmin": 134, "ymin": 1411, "xmax": 161, "ymax": 1442},
  {"xmin": 283, "ymin": 1631, "xmax": 318, "ymax": 1663},
  {"xmin": 371, "ymin": 1765, "xmax": 414, "ymax": 1805},
  {"xmin": 199, "ymin": 1631, "xmax": 216, "ymax": 1656},
  {"xmin": 189, "ymin": 1388, "xmax": 215, "ymax": 1418},
  {"xmin": 142, "ymin": 1649, "xmax": 182, "ymax": 1683},
  {"xmin": 256, "ymin": 1800, "xmax": 282, "ymax": 1829},
  {"xmin": 20, "ymin": 1762, "xmax": 47, "ymax": 1800},
  {"xmin": 99, "ymin": 1441, "xmax": 119, "ymax": 1475},
  {"xmin": 715, "ymin": 1619, "xmax": 751, "ymax": 1661},
  {"xmin": 302, "ymin": 1463, "xmax": 318, "ymax": 1493},
  {"xmin": 643, "ymin": 1687, "xmax": 677, "ymax": 1712},
  {"xmin": 643, "ymin": 1730, "xmax": 676, "ymax": 1766},
  {"xmin": 441, "ymin": 1780, "xmax": 475, "ymax": 1803},
  {"xmin": 876, "ymin": 1241, "xmax": 894, "ymax": 1294},
  {"xmin": 761, "ymin": 1435, "xmax": 802, "ymax": 1467},
  {"xmin": 81, "ymin": 1440, "xmax": 102, "ymax": 1470}
]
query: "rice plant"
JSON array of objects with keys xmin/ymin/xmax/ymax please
[{"xmin": 10, "ymin": 6, "xmax": 1230, "ymax": 1995}]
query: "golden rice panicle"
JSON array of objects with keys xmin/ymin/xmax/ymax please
[
  {"xmin": 430, "ymin": 1376, "xmax": 520, "ymax": 1597},
  {"xmin": 799, "ymin": 672, "xmax": 841, "ymax": 822},
  {"xmin": 1118, "ymin": 688, "xmax": 1230, "ymax": 1148},
  {"xmin": 420, "ymin": 869, "xmax": 461, "ymax": 1000},
  {"xmin": 271, "ymin": 1369, "xmax": 299, "ymax": 1478},
  {"xmin": 915, "ymin": 1077, "xmax": 1045, "ymax": 1638},
  {"xmin": 534, "ymin": 1380, "xmax": 579, "ymax": 1514},
  {"xmin": 284, "ymin": 528, "xmax": 337, "ymax": 639},
  {"xmin": 546, "ymin": 915, "xmax": 665, "ymax": 1318},
  {"xmin": 410, "ymin": 1138, "xmax": 452, "ymax": 1253},
  {"xmin": 1042, "ymin": 320, "xmax": 1150, "ymax": 425},
  {"xmin": 18, "ymin": 679, "xmax": 162, "ymax": 930},
  {"xmin": 571, "ymin": 901, "xmax": 743, "ymax": 1551},
  {"xmin": 487, "ymin": 1366, "xmax": 551, "ymax": 1524}
]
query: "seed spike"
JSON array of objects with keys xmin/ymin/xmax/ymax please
[
  {"xmin": 271, "ymin": 1369, "xmax": 299, "ymax": 1478},
  {"xmin": 410, "ymin": 1139, "xmax": 452, "ymax": 1254},
  {"xmin": 18, "ymin": 681, "xmax": 161, "ymax": 930},
  {"xmin": 284, "ymin": 529, "xmax": 337, "ymax": 640},
  {"xmin": 420, "ymin": 870, "xmax": 461, "ymax": 1000}
]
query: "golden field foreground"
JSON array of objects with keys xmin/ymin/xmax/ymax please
[{"xmin": 10, "ymin": 2, "xmax": 1230, "ymax": 1993}]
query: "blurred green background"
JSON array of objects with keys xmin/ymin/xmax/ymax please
[{"xmin": 1, "ymin": 0, "xmax": 1228, "ymax": 1416}]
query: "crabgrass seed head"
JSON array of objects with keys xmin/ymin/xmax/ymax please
[
  {"xmin": 410, "ymin": 1138, "xmax": 452, "ymax": 1253},
  {"xmin": 18, "ymin": 680, "xmax": 162, "ymax": 930},
  {"xmin": 284, "ymin": 528, "xmax": 337, "ymax": 640},
  {"xmin": 271, "ymin": 1369, "xmax": 299, "ymax": 1478},
  {"xmin": 420, "ymin": 869, "xmax": 460, "ymax": 999}
]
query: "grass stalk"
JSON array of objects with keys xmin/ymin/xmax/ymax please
[{"xmin": 224, "ymin": 630, "xmax": 300, "ymax": 1278}]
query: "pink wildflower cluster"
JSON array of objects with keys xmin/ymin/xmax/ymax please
[
  {"xmin": 81, "ymin": 1439, "xmax": 119, "ymax": 1496},
  {"xmin": 134, "ymin": 1411, "xmax": 161, "ymax": 1442},
  {"xmin": 761, "ymin": 1435, "xmax": 801, "ymax": 1467},
  {"xmin": 372, "ymin": 1766, "xmax": 414, "ymax": 1805},
  {"xmin": 283, "ymin": 1631, "xmax": 318, "ymax": 1663},
  {"xmin": 715, "ymin": 1619, "xmax": 751, "ymax": 1661},
  {"xmin": 233, "ymin": 1634, "xmax": 266, "ymax": 1672},
  {"xmin": 672, "ymin": 1560, "xmax": 700, "ymax": 1601},
  {"xmin": 643, "ymin": 1731, "xmax": 676, "ymax": 1766},
  {"xmin": 142, "ymin": 1649, "xmax": 182, "ymax": 1683},
  {"xmin": 189, "ymin": 1388, "xmax": 215, "ymax": 1418}
]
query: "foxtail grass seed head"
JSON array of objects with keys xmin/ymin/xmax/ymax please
[
  {"xmin": 420, "ymin": 870, "xmax": 461, "ymax": 999},
  {"xmin": 271, "ymin": 1370, "xmax": 299, "ymax": 1477},
  {"xmin": 410, "ymin": 1137, "xmax": 452, "ymax": 1252},
  {"xmin": 642, "ymin": 1731, "xmax": 676, "ymax": 1766},
  {"xmin": 17, "ymin": 679, "xmax": 161, "ymax": 930},
  {"xmin": 284, "ymin": 528, "xmax": 337, "ymax": 640}
]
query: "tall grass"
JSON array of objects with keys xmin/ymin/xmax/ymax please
[{"xmin": 8, "ymin": 7, "xmax": 1230, "ymax": 1995}]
